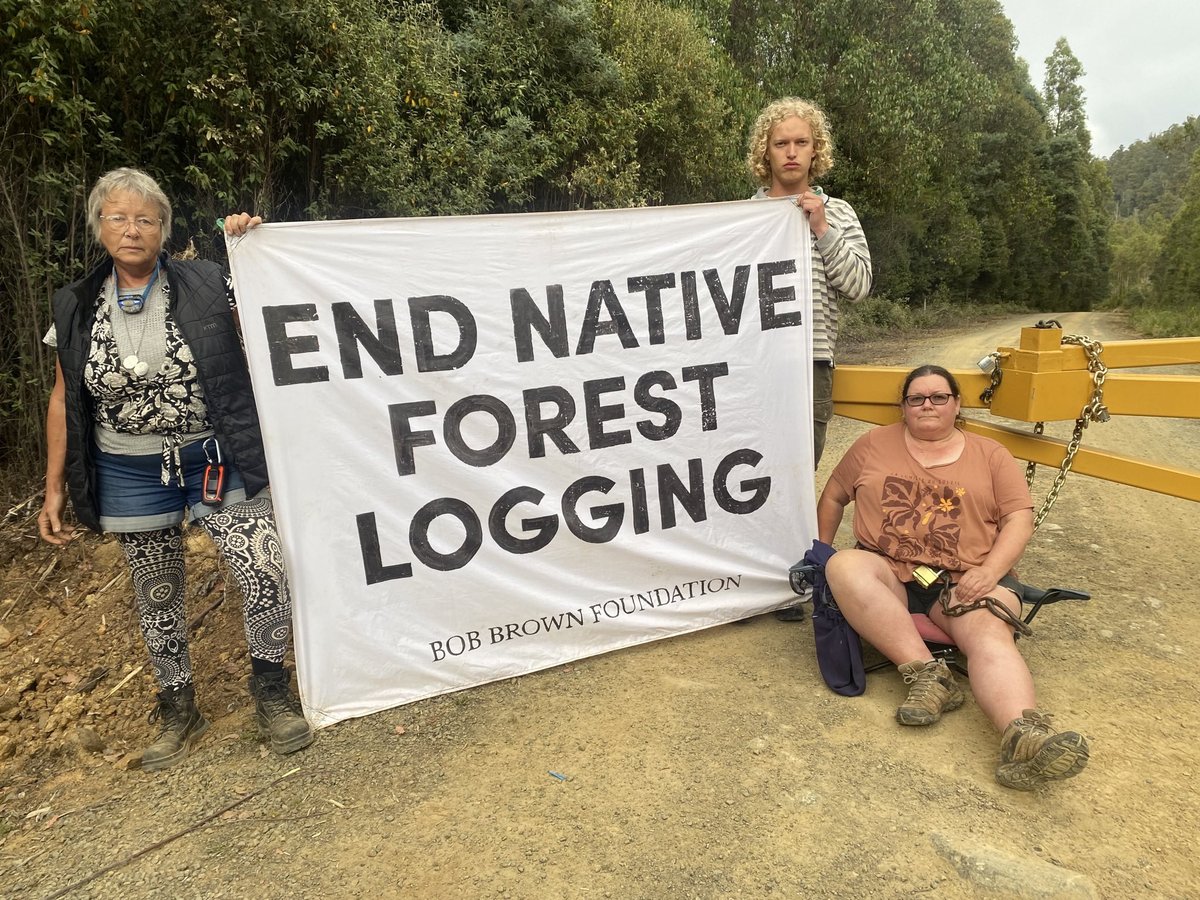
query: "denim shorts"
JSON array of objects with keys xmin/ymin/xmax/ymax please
[
  {"xmin": 905, "ymin": 573, "xmax": 1025, "ymax": 614},
  {"xmin": 94, "ymin": 438, "xmax": 250, "ymax": 532}
]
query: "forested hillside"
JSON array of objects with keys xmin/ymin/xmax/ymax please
[
  {"xmin": 1105, "ymin": 118, "xmax": 1200, "ymax": 333},
  {"xmin": 1109, "ymin": 118, "xmax": 1200, "ymax": 221},
  {"xmin": 0, "ymin": 0, "xmax": 1188, "ymax": 479}
]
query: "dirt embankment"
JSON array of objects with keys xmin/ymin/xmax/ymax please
[{"xmin": 1, "ymin": 311, "xmax": 1197, "ymax": 899}]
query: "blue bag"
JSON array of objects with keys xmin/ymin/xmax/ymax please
[{"xmin": 795, "ymin": 539, "xmax": 866, "ymax": 697}]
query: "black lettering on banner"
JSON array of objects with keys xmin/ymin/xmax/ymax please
[
  {"xmin": 633, "ymin": 370, "xmax": 682, "ymax": 441},
  {"xmin": 576, "ymin": 280, "xmax": 639, "ymax": 355},
  {"xmin": 443, "ymin": 394, "xmax": 517, "ymax": 467},
  {"xmin": 561, "ymin": 476, "xmax": 623, "ymax": 543},
  {"xmin": 355, "ymin": 448, "xmax": 772, "ymax": 585},
  {"xmin": 705, "ymin": 265, "xmax": 751, "ymax": 335},
  {"xmin": 511, "ymin": 285, "xmax": 569, "ymax": 362},
  {"xmin": 389, "ymin": 400, "xmax": 438, "ymax": 476},
  {"xmin": 523, "ymin": 385, "xmax": 581, "ymax": 458},
  {"xmin": 757, "ymin": 260, "xmax": 803, "ymax": 329},
  {"xmin": 627, "ymin": 273, "xmax": 675, "ymax": 345},
  {"xmin": 657, "ymin": 458, "xmax": 707, "ymax": 528},
  {"xmin": 409, "ymin": 497, "xmax": 483, "ymax": 571},
  {"xmin": 713, "ymin": 448, "xmax": 771, "ymax": 514},
  {"xmin": 488, "ymin": 486, "xmax": 559, "ymax": 553},
  {"xmin": 628, "ymin": 467, "xmax": 650, "ymax": 534},
  {"xmin": 430, "ymin": 631, "xmax": 481, "ymax": 661},
  {"xmin": 682, "ymin": 362, "xmax": 729, "ymax": 431},
  {"xmin": 332, "ymin": 299, "xmax": 404, "ymax": 379},
  {"xmin": 409, "ymin": 295, "xmax": 478, "ymax": 372},
  {"xmin": 583, "ymin": 376, "xmax": 632, "ymax": 450},
  {"xmin": 262, "ymin": 304, "xmax": 329, "ymax": 386},
  {"xmin": 679, "ymin": 271, "xmax": 703, "ymax": 340},
  {"xmin": 356, "ymin": 511, "xmax": 413, "ymax": 584}
]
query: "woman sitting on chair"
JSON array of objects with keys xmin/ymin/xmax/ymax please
[{"xmin": 816, "ymin": 364, "xmax": 1089, "ymax": 790}]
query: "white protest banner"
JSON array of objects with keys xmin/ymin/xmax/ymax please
[{"xmin": 227, "ymin": 199, "xmax": 816, "ymax": 727}]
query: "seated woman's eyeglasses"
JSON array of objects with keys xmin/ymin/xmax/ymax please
[
  {"xmin": 99, "ymin": 214, "xmax": 162, "ymax": 232},
  {"xmin": 903, "ymin": 392, "xmax": 954, "ymax": 407}
]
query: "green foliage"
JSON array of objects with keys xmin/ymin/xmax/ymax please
[
  {"xmin": 1043, "ymin": 37, "xmax": 1090, "ymax": 153},
  {"xmin": 1108, "ymin": 117, "xmax": 1199, "ymax": 220},
  {"xmin": 1128, "ymin": 305, "xmax": 1200, "ymax": 338},
  {"xmin": 839, "ymin": 291, "xmax": 1028, "ymax": 343},
  {"xmin": 1106, "ymin": 122, "xmax": 1200, "ymax": 326},
  {"xmin": 1151, "ymin": 149, "xmax": 1200, "ymax": 311},
  {"xmin": 592, "ymin": 0, "xmax": 748, "ymax": 204},
  {"xmin": 5, "ymin": 0, "xmax": 1180, "ymax": 477},
  {"xmin": 1106, "ymin": 214, "xmax": 1166, "ymax": 308},
  {"xmin": 841, "ymin": 294, "xmax": 916, "ymax": 338},
  {"xmin": 673, "ymin": 0, "xmax": 1113, "ymax": 310}
]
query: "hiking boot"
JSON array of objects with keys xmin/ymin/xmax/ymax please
[
  {"xmin": 249, "ymin": 670, "xmax": 314, "ymax": 755},
  {"xmin": 996, "ymin": 709, "xmax": 1089, "ymax": 791},
  {"xmin": 142, "ymin": 684, "xmax": 209, "ymax": 772},
  {"xmin": 774, "ymin": 605, "xmax": 807, "ymax": 622},
  {"xmin": 896, "ymin": 658, "xmax": 965, "ymax": 725}
]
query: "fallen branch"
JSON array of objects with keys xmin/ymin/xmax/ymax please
[
  {"xmin": 4, "ymin": 491, "xmax": 39, "ymax": 522},
  {"xmin": 101, "ymin": 665, "xmax": 144, "ymax": 700},
  {"xmin": 42, "ymin": 767, "xmax": 303, "ymax": 900},
  {"xmin": 188, "ymin": 593, "xmax": 226, "ymax": 632},
  {"xmin": 95, "ymin": 573, "xmax": 123, "ymax": 597},
  {"xmin": 33, "ymin": 557, "xmax": 58, "ymax": 591}
]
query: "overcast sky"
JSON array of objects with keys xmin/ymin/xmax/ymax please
[{"xmin": 1000, "ymin": 0, "xmax": 1199, "ymax": 157}]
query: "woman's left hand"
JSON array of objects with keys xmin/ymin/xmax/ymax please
[
  {"xmin": 952, "ymin": 566, "xmax": 1000, "ymax": 605},
  {"xmin": 223, "ymin": 212, "xmax": 262, "ymax": 237}
]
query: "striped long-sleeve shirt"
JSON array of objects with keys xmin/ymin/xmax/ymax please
[{"xmin": 753, "ymin": 188, "xmax": 873, "ymax": 362}]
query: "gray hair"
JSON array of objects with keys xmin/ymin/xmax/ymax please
[{"xmin": 86, "ymin": 167, "xmax": 172, "ymax": 251}]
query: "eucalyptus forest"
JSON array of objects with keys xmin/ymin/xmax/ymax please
[{"xmin": 2, "ymin": 0, "xmax": 1198, "ymax": 478}]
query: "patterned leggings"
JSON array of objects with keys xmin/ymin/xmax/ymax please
[{"xmin": 115, "ymin": 497, "xmax": 292, "ymax": 689}]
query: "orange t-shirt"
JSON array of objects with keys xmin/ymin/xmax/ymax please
[{"xmin": 829, "ymin": 423, "xmax": 1033, "ymax": 582}]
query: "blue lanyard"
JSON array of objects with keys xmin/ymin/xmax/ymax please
[{"xmin": 115, "ymin": 260, "xmax": 161, "ymax": 314}]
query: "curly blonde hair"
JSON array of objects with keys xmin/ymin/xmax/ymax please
[{"xmin": 746, "ymin": 97, "xmax": 835, "ymax": 187}]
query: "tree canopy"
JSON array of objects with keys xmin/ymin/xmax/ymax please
[{"xmin": 1, "ymin": 0, "xmax": 1173, "ymax": 476}]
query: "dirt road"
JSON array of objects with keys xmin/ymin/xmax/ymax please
[{"xmin": 2, "ymin": 311, "xmax": 1197, "ymax": 899}]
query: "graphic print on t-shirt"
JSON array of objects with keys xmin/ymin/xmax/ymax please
[{"xmin": 877, "ymin": 475, "xmax": 965, "ymax": 572}]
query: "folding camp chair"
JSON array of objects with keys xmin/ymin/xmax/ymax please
[
  {"xmin": 788, "ymin": 540, "xmax": 1090, "ymax": 690},
  {"xmin": 881, "ymin": 582, "xmax": 1092, "ymax": 676}
]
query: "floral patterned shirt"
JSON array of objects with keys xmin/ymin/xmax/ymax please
[
  {"xmin": 83, "ymin": 277, "xmax": 215, "ymax": 442},
  {"xmin": 45, "ymin": 270, "xmax": 238, "ymax": 480}
]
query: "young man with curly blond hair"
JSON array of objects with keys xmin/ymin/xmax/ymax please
[{"xmin": 747, "ymin": 97, "xmax": 873, "ymax": 468}]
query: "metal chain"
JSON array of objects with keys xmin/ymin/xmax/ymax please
[
  {"xmin": 979, "ymin": 352, "xmax": 1004, "ymax": 406},
  {"xmin": 976, "ymin": 327, "xmax": 1110, "ymax": 533},
  {"xmin": 1024, "ymin": 421, "xmax": 1044, "ymax": 486},
  {"xmin": 936, "ymin": 579, "xmax": 1033, "ymax": 635},
  {"xmin": 1029, "ymin": 333, "xmax": 1109, "ymax": 530}
]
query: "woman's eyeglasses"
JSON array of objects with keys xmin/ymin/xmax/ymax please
[
  {"xmin": 903, "ymin": 392, "xmax": 954, "ymax": 407},
  {"xmin": 99, "ymin": 214, "xmax": 162, "ymax": 233}
]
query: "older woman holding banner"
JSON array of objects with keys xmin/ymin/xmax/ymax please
[
  {"xmin": 817, "ymin": 364, "xmax": 1089, "ymax": 790},
  {"xmin": 39, "ymin": 167, "xmax": 312, "ymax": 771}
]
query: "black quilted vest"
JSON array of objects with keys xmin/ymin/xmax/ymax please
[{"xmin": 51, "ymin": 254, "xmax": 269, "ymax": 531}]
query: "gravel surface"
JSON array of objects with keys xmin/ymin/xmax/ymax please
[{"xmin": 2, "ymin": 311, "xmax": 1197, "ymax": 899}]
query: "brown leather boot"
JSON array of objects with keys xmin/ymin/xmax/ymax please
[
  {"xmin": 996, "ymin": 709, "xmax": 1089, "ymax": 790},
  {"xmin": 896, "ymin": 659, "xmax": 965, "ymax": 725}
]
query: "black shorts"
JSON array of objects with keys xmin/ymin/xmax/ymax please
[{"xmin": 904, "ymin": 574, "xmax": 1025, "ymax": 615}]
